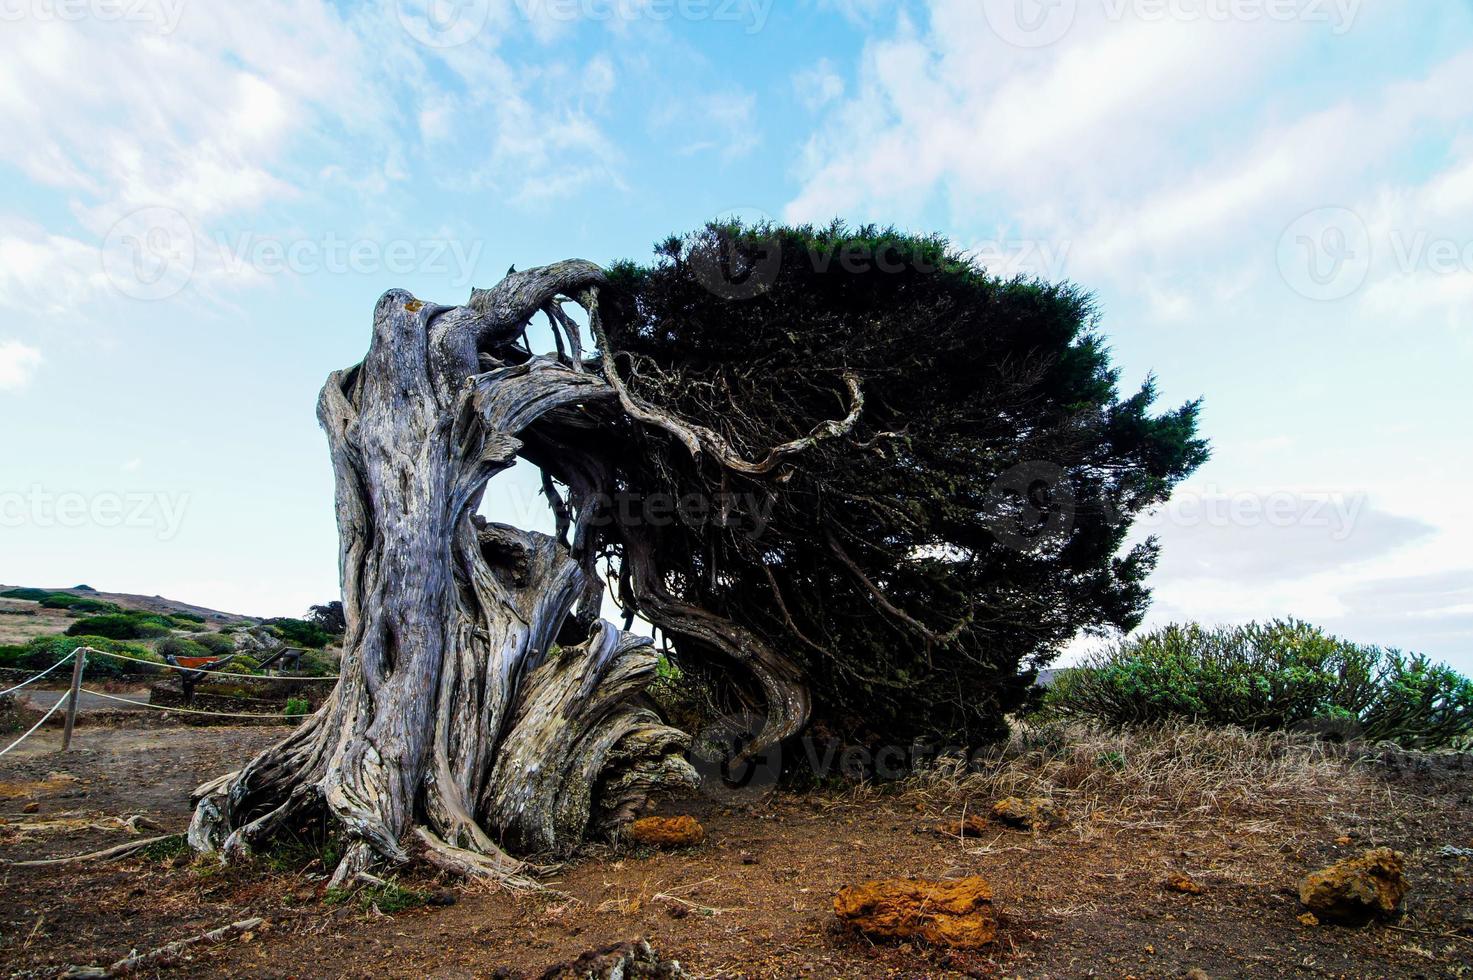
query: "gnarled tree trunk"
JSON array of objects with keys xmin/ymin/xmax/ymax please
[{"xmin": 189, "ymin": 267, "xmax": 700, "ymax": 887}]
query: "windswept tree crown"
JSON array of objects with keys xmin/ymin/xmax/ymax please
[{"xmin": 595, "ymin": 222, "xmax": 1208, "ymax": 745}]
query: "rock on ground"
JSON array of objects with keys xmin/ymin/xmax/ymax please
[
  {"xmin": 990, "ymin": 796, "xmax": 1063, "ymax": 831},
  {"xmin": 833, "ymin": 876, "xmax": 998, "ymax": 948},
  {"xmin": 539, "ymin": 940, "xmax": 683, "ymax": 979},
  {"xmin": 1299, "ymin": 847, "xmax": 1409, "ymax": 924},
  {"xmin": 626, "ymin": 816, "xmax": 705, "ymax": 848},
  {"xmin": 1165, "ymin": 871, "xmax": 1204, "ymax": 895}
]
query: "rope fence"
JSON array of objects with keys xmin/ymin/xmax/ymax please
[
  {"xmin": 0, "ymin": 649, "xmax": 76, "ymax": 697},
  {"xmin": 0, "ymin": 645, "xmax": 330, "ymax": 756},
  {"xmin": 0, "ymin": 690, "xmax": 71, "ymax": 758},
  {"xmin": 78, "ymin": 688, "xmax": 312, "ymax": 720},
  {"xmin": 87, "ymin": 648, "xmax": 340, "ymax": 681}
]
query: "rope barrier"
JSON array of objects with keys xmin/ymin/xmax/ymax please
[
  {"xmin": 79, "ymin": 687, "xmax": 309, "ymax": 721},
  {"xmin": 87, "ymin": 648, "xmax": 339, "ymax": 681},
  {"xmin": 0, "ymin": 651, "xmax": 76, "ymax": 697},
  {"xmin": 0, "ymin": 690, "xmax": 71, "ymax": 757}
]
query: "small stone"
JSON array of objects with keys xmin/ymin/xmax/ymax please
[
  {"xmin": 665, "ymin": 903, "xmax": 689, "ymax": 919},
  {"xmin": 990, "ymin": 796, "xmax": 1062, "ymax": 831},
  {"xmin": 428, "ymin": 889, "xmax": 458, "ymax": 906},
  {"xmin": 22, "ymin": 802, "xmax": 38, "ymax": 814},
  {"xmin": 739, "ymin": 850, "xmax": 758, "ymax": 865},
  {"xmin": 834, "ymin": 876, "xmax": 998, "ymax": 949},
  {"xmin": 626, "ymin": 815, "xmax": 705, "ymax": 848},
  {"xmin": 935, "ymin": 814, "xmax": 989, "ymax": 838},
  {"xmin": 1186, "ymin": 969, "xmax": 1210, "ymax": 980},
  {"xmin": 1298, "ymin": 912, "xmax": 1319, "ymax": 927},
  {"xmin": 1165, "ymin": 871, "xmax": 1204, "ymax": 895},
  {"xmin": 1335, "ymin": 835, "xmax": 1353, "ymax": 846},
  {"xmin": 1299, "ymin": 848, "xmax": 1409, "ymax": 924}
]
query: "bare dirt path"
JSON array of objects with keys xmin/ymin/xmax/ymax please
[{"xmin": 1, "ymin": 725, "xmax": 1469, "ymax": 978}]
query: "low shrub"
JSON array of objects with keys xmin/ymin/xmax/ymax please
[
  {"xmin": 158, "ymin": 636, "xmax": 212, "ymax": 662},
  {"xmin": 1044, "ymin": 620, "xmax": 1473, "ymax": 750},
  {"xmin": 284, "ymin": 697, "xmax": 311, "ymax": 721},
  {"xmin": 0, "ymin": 635, "xmax": 162, "ymax": 679},
  {"xmin": 194, "ymin": 633, "xmax": 236, "ymax": 656},
  {"xmin": 263, "ymin": 617, "xmax": 335, "ymax": 649},
  {"xmin": 0, "ymin": 588, "xmax": 53, "ymax": 602},
  {"xmin": 39, "ymin": 594, "xmax": 121, "ymax": 615},
  {"xmin": 65, "ymin": 614, "xmax": 172, "ymax": 640}
]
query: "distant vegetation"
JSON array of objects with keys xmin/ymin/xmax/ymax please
[
  {"xmin": 2, "ymin": 588, "xmax": 120, "ymax": 615},
  {"xmin": 263, "ymin": 617, "xmax": 337, "ymax": 649},
  {"xmin": 63, "ymin": 611, "xmax": 210, "ymax": 640},
  {"xmin": 0, "ymin": 635, "xmax": 163, "ymax": 679},
  {"xmin": 1045, "ymin": 620, "xmax": 1473, "ymax": 750}
]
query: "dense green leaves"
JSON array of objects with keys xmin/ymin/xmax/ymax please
[
  {"xmin": 1046, "ymin": 620, "xmax": 1473, "ymax": 749},
  {"xmin": 596, "ymin": 222, "xmax": 1208, "ymax": 745}
]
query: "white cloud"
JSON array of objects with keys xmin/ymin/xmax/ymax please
[
  {"xmin": 0, "ymin": 340, "xmax": 43, "ymax": 390},
  {"xmin": 0, "ymin": 221, "xmax": 110, "ymax": 313},
  {"xmin": 793, "ymin": 58, "xmax": 845, "ymax": 111}
]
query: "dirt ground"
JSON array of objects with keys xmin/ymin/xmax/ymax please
[{"xmin": 1, "ymin": 723, "xmax": 1470, "ymax": 979}]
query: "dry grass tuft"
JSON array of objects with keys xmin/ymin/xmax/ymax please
[{"xmin": 900, "ymin": 720, "xmax": 1376, "ymax": 833}]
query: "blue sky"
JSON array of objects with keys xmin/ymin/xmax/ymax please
[{"xmin": 1, "ymin": 0, "xmax": 1469, "ymax": 672}]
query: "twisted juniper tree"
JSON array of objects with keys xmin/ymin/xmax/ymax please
[{"xmin": 190, "ymin": 223, "xmax": 1207, "ymax": 885}]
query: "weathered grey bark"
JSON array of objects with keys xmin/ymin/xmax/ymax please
[{"xmin": 189, "ymin": 267, "xmax": 699, "ymax": 886}]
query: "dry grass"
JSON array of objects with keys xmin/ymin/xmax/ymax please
[
  {"xmin": 0, "ymin": 599, "xmax": 73, "ymax": 646},
  {"xmin": 896, "ymin": 720, "xmax": 1377, "ymax": 837}
]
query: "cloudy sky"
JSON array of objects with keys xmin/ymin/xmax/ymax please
[{"xmin": 1, "ymin": 0, "xmax": 1469, "ymax": 672}]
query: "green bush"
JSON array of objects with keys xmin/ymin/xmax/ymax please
[
  {"xmin": 194, "ymin": 633, "xmax": 236, "ymax": 656},
  {"xmin": 284, "ymin": 697, "xmax": 311, "ymax": 722},
  {"xmin": 0, "ymin": 635, "xmax": 162, "ymax": 679},
  {"xmin": 65, "ymin": 614, "xmax": 172, "ymax": 640},
  {"xmin": 231, "ymin": 654, "xmax": 262, "ymax": 675},
  {"xmin": 296, "ymin": 650, "xmax": 340, "ymax": 677},
  {"xmin": 1044, "ymin": 620, "xmax": 1473, "ymax": 750},
  {"xmin": 40, "ymin": 595, "xmax": 122, "ymax": 615},
  {"xmin": 263, "ymin": 617, "xmax": 335, "ymax": 649},
  {"xmin": 1, "ymin": 588, "xmax": 53, "ymax": 601},
  {"xmin": 158, "ymin": 636, "xmax": 213, "ymax": 662}
]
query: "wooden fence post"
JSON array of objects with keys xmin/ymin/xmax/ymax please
[{"xmin": 61, "ymin": 647, "xmax": 86, "ymax": 751}]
